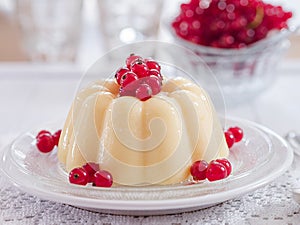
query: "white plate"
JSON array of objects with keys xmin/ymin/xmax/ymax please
[{"xmin": 0, "ymin": 118, "xmax": 293, "ymax": 215}]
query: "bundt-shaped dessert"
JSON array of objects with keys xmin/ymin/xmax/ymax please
[{"xmin": 58, "ymin": 55, "xmax": 229, "ymax": 186}]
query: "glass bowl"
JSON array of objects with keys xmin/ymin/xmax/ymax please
[{"xmin": 168, "ymin": 27, "xmax": 294, "ymax": 106}]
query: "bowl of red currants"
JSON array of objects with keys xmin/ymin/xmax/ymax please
[{"xmin": 169, "ymin": 0, "xmax": 297, "ymax": 105}]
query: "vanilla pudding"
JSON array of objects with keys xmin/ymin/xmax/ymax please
[{"xmin": 58, "ymin": 76, "xmax": 229, "ymax": 186}]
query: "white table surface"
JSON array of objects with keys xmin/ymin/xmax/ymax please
[{"xmin": 0, "ymin": 61, "xmax": 299, "ymax": 224}]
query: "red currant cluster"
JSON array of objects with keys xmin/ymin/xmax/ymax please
[
  {"xmin": 69, "ymin": 162, "xmax": 113, "ymax": 187},
  {"xmin": 224, "ymin": 126, "xmax": 243, "ymax": 148},
  {"xmin": 172, "ymin": 0, "xmax": 292, "ymax": 48},
  {"xmin": 190, "ymin": 158, "xmax": 232, "ymax": 182},
  {"xmin": 36, "ymin": 129, "xmax": 61, "ymax": 153},
  {"xmin": 115, "ymin": 54, "xmax": 163, "ymax": 101}
]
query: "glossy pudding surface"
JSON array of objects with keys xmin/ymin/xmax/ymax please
[{"xmin": 58, "ymin": 77, "xmax": 229, "ymax": 186}]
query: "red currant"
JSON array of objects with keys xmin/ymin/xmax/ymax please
[
  {"xmin": 69, "ymin": 167, "xmax": 88, "ymax": 186},
  {"xmin": 115, "ymin": 55, "xmax": 163, "ymax": 100},
  {"xmin": 206, "ymin": 160, "xmax": 228, "ymax": 182},
  {"xmin": 36, "ymin": 130, "xmax": 51, "ymax": 138},
  {"xmin": 171, "ymin": 0, "xmax": 292, "ymax": 49},
  {"xmin": 126, "ymin": 54, "xmax": 142, "ymax": 69},
  {"xmin": 216, "ymin": 158, "xmax": 232, "ymax": 177},
  {"xmin": 131, "ymin": 59, "xmax": 148, "ymax": 78},
  {"xmin": 136, "ymin": 84, "xmax": 152, "ymax": 101},
  {"xmin": 228, "ymin": 127, "xmax": 243, "ymax": 142},
  {"xmin": 83, "ymin": 162, "xmax": 100, "ymax": 183},
  {"xmin": 145, "ymin": 59, "xmax": 161, "ymax": 72},
  {"xmin": 224, "ymin": 131, "xmax": 235, "ymax": 148},
  {"xmin": 115, "ymin": 67, "xmax": 130, "ymax": 85},
  {"xmin": 119, "ymin": 86, "xmax": 136, "ymax": 97},
  {"xmin": 147, "ymin": 69, "xmax": 163, "ymax": 81},
  {"xmin": 144, "ymin": 75, "xmax": 161, "ymax": 95},
  {"xmin": 52, "ymin": 129, "xmax": 62, "ymax": 146},
  {"xmin": 190, "ymin": 160, "xmax": 208, "ymax": 181},
  {"xmin": 93, "ymin": 170, "xmax": 113, "ymax": 187},
  {"xmin": 120, "ymin": 72, "xmax": 138, "ymax": 87},
  {"xmin": 36, "ymin": 133, "xmax": 55, "ymax": 153}
]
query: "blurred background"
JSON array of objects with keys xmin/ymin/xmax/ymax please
[
  {"xmin": 0, "ymin": 0, "xmax": 169, "ymax": 66},
  {"xmin": 0, "ymin": 0, "xmax": 299, "ymax": 67}
]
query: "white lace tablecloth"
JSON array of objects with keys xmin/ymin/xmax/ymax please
[{"xmin": 0, "ymin": 64, "xmax": 300, "ymax": 224}]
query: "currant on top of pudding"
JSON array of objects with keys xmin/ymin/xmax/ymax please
[{"xmin": 115, "ymin": 54, "xmax": 163, "ymax": 101}]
